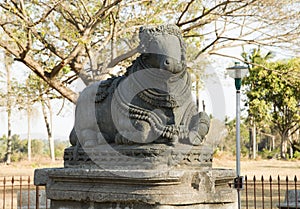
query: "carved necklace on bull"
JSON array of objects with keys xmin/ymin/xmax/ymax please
[{"xmin": 113, "ymin": 55, "xmax": 194, "ymax": 143}]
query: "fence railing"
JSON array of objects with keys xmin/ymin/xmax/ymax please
[
  {"xmin": 242, "ymin": 175, "xmax": 300, "ymax": 209},
  {"xmin": 1, "ymin": 175, "xmax": 300, "ymax": 209},
  {"xmin": 0, "ymin": 176, "xmax": 49, "ymax": 209}
]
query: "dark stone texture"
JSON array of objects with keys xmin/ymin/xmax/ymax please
[
  {"xmin": 63, "ymin": 143, "xmax": 213, "ymax": 169},
  {"xmin": 69, "ymin": 24, "xmax": 210, "ymax": 149}
]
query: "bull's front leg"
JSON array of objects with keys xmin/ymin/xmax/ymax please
[{"xmin": 188, "ymin": 111, "xmax": 210, "ymax": 145}]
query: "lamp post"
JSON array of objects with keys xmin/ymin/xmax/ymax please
[{"xmin": 226, "ymin": 62, "xmax": 248, "ymax": 209}]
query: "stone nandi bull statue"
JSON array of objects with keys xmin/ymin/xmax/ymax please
[{"xmin": 70, "ymin": 24, "xmax": 210, "ymax": 148}]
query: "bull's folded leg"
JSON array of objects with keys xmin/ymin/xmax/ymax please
[{"xmin": 80, "ymin": 129, "xmax": 98, "ymax": 147}]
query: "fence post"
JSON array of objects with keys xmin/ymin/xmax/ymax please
[
  {"xmin": 261, "ymin": 176, "xmax": 264, "ymax": 209},
  {"xmin": 253, "ymin": 175, "xmax": 257, "ymax": 209},
  {"xmin": 295, "ymin": 176, "xmax": 298, "ymax": 209},
  {"xmin": 245, "ymin": 175, "xmax": 248, "ymax": 209},
  {"xmin": 286, "ymin": 176, "xmax": 289, "ymax": 208},
  {"xmin": 278, "ymin": 175, "xmax": 281, "ymax": 208},
  {"xmin": 11, "ymin": 176, "xmax": 14, "ymax": 209},
  {"xmin": 269, "ymin": 176, "xmax": 273, "ymax": 209},
  {"xmin": 3, "ymin": 177, "xmax": 6, "ymax": 209}
]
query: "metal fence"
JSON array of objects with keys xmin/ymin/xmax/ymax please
[
  {"xmin": 1, "ymin": 175, "xmax": 300, "ymax": 209},
  {"xmin": 0, "ymin": 176, "xmax": 49, "ymax": 209},
  {"xmin": 242, "ymin": 175, "xmax": 300, "ymax": 209}
]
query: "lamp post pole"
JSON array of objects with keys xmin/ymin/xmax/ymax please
[
  {"xmin": 227, "ymin": 62, "xmax": 248, "ymax": 209},
  {"xmin": 235, "ymin": 78, "xmax": 242, "ymax": 209}
]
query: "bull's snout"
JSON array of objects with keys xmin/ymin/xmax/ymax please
[{"xmin": 161, "ymin": 56, "xmax": 182, "ymax": 74}]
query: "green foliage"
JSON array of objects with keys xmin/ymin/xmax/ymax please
[
  {"xmin": 0, "ymin": 134, "xmax": 27, "ymax": 162},
  {"xmin": 244, "ymin": 51, "xmax": 300, "ymax": 130},
  {"xmin": 0, "ymin": 134, "xmax": 69, "ymax": 161},
  {"xmin": 293, "ymin": 151, "xmax": 300, "ymax": 160},
  {"xmin": 31, "ymin": 140, "xmax": 45, "ymax": 156},
  {"xmin": 0, "ymin": 135, "xmax": 7, "ymax": 160},
  {"xmin": 242, "ymin": 48, "xmax": 274, "ymax": 127},
  {"xmin": 259, "ymin": 148, "xmax": 280, "ymax": 159},
  {"xmin": 243, "ymin": 48, "xmax": 300, "ymax": 158},
  {"xmin": 55, "ymin": 141, "xmax": 70, "ymax": 159}
]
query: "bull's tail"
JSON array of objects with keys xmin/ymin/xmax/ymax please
[
  {"xmin": 69, "ymin": 127, "xmax": 80, "ymax": 161},
  {"xmin": 69, "ymin": 127, "xmax": 78, "ymax": 146}
]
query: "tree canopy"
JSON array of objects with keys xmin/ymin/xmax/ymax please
[
  {"xmin": 243, "ymin": 49, "xmax": 300, "ymax": 157},
  {"xmin": 0, "ymin": 0, "xmax": 300, "ymax": 103}
]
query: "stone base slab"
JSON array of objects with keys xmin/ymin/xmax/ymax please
[
  {"xmin": 34, "ymin": 168, "xmax": 237, "ymax": 209},
  {"xmin": 51, "ymin": 200, "xmax": 237, "ymax": 209}
]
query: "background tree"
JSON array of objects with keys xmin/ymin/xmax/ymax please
[
  {"xmin": 3, "ymin": 51, "xmax": 14, "ymax": 164},
  {"xmin": 242, "ymin": 48, "xmax": 274, "ymax": 159},
  {"xmin": 243, "ymin": 54, "xmax": 300, "ymax": 158},
  {"xmin": 24, "ymin": 73, "xmax": 62, "ymax": 162},
  {"xmin": 268, "ymin": 59, "xmax": 300, "ymax": 158},
  {"xmin": 1, "ymin": 48, "xmax": 66, "ymax": 162},
  {"xmin": 0, "ymin": 0, "xmax": 299, "ymax": 104},
  {"xmin": 15, "ymin": 75, "xmax": 41, "ymax": 161}
]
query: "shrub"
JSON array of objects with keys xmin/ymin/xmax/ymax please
[
  {"xmin": 259, "ymin": 148, "xmax": 280, "ymax": 159},
  {"xmin": 31, "ymin": 139, "xmax": 45, "ymax": 156},
  {"xmin": 293, "ymin": 151, "xmax": 300, "ymax": 159},
  {"xmin": 55, "ymin": 140, "xmax": 69, "ymax": 159}
]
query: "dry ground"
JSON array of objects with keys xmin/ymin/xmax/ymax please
[
  {"xmin": 213, "ymin": 157, "xmax": 300, "ymax": 179},
  {"xmin": 1, "ymin": 156, "xmax": 300, "ymax": 179},
  {"xmin": 0, "ymin": 157, "xmax": 64, "ymax": 177}
]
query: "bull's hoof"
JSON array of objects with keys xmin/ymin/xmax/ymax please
[
  {"xmin": 167, "ymin": 135, "xmax": 178, "ymax": 146},
  {"xmin": 189, "ymin": 131, "xmax": 203, "ymax": 146}
]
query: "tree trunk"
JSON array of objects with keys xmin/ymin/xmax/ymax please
[
  {"xmin": 5, "ymin": 52, "xmax": 12, "ymax": 165},
  {"xmin": 6, "ymin": 98, "xmax": 12, "ymax": 164},
  {"xmin": 41, "ymin": 99, "xmax": 55, "ymax": 162},
  {"xmin": 48, "ymin": 98, "xmax": 55, "ymax": 162},
  {"xmin": 272, "ymin": 136, "xmax": 275, "ymax": 151},
  {"xmin": 252, "ymin": 123, "xmax": 256, "ymax": 159},
  {"xmin": 289, "ymin": 146, "xmax": 293, "ymax": 159},
  {"xmin": 288, "ymin": 130, "xmax": 293, "ymax": 158},
  {"xmin": 249, "ymin": 118, "xmax": 256, "ymax": 159},
  {"xmin": 27, "ymin": 100, "xmax": 31, "ymax": 162},
  {"xmin": 280, "ymin": 131, "xmax": 288, "ymax": 159}
]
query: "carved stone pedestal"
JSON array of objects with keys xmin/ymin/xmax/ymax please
[{"xmin": 34, "ymin": 144, "xmax": 237, "ymax": 209}]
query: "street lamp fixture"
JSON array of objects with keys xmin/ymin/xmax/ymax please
[
  {"xmin": 226, "ymin": 61, "xmax": 248, "ymax": 209},
  {"xmin": 227, "ymin": 62, "xmax": 249, "ymax": 90}
]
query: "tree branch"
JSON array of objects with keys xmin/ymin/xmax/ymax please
[
  {"xmin": 176, "ymin": 0, "xmax": 196, "ymax": 26},
  {"xmin": 31, "ymin": 0, "xmax": 63, "ymax": 27},
  {"xmin": 107, "ymin": 47, "xmax": 138, "ymax": 68}
]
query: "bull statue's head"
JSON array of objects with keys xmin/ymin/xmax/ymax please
[{"xmin": 138, "ymin": 24, "xmax": 186, "ymax": 74}]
